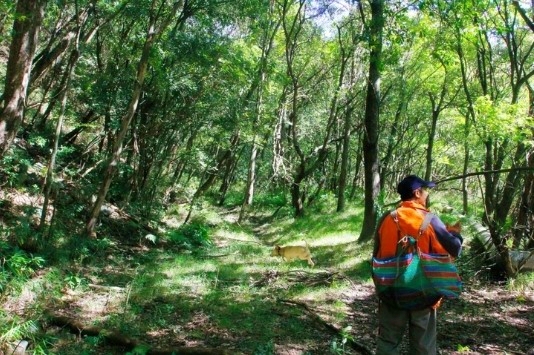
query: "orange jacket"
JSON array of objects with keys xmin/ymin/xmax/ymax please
[{"xmin": 374, "ymin": 201, "xmax": 449, "ymax": 259}]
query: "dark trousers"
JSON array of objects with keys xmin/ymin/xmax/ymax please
[{"xmin": 376, "ymin": 301, "xmax": 437, "ymax": 355}]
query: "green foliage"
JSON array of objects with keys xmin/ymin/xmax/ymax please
[
  {"xmin": 126, "ymin": 344, "xmax": 151, "ymax": 355},
  {"xmin": 166, "ymin": 222, "xmax": 212, "ymax": 251},
  {"xmin": 0, "ymin": 311, "xmax": 50, "ymax": 355},
  {"xmin": 0, "ymin": 242, "xmax": 45, "ymax": 285},
  {"xmin": 28, "ymin": 133, "xmax": 48, "ymax": 150},
  {"xmin": 507, "ymin": 271, "xmax": 534, "ymax": 292},
  {"xmin": 0, "ymin": 314, "xmax": 40, "ymax": 352},
  {"xmin": 64, "ymin": 273, "xmax": 88, "ymax": 290},
  {"xmin": 330, "ymin": 326, "xmax": 353, "ymax": 354},
  {"xmin": 83, "ymin": 335, "xmax": 104, "ymax": 347},
  {"xmin": 473, "ymin": 96, "xmax": 528, "ymax": 142},
  {"xmin": 1, "ymin": 0, "xmax": 534, "ymax": 353},
  {"xmin": 5, "ymin": 250, "xmax": 45, "ymax": 278},
  {"xmin": 308, "ymin": 192, "xmax": 337, "ymax": 214},
  {"xmin": 0, "ymin": 152, "xmax": 33, "ymax": 187},
  {"xmin": 254, "ymin": 340, "xmax": 275, "ymax": 355},
  {"xmin": 254, "ymin": 191, "xmax": 287, "ymax": 208},
  {"xmin": 456, "ymin": 344, "xmax": 471, "ymax": 352}
]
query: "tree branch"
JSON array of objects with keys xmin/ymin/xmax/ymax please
[
  {"xmin": 435, "ymin": 167, "xmax": 534, "ymax": 184},
  {"xmin": 512, "ymin": 1, "xmax": 534, "ymax": 33}
]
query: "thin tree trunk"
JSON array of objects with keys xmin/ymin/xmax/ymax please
[
  {"xmin": 337, "ymin": 107, "xmax": 352, "ymax": 212},
  {"xmin": 218, "ymin": 149, "xmax": 240, "ymax": 206},
  {"xmin": 424, "ymin": 84, "xmax": 446, "ymax": 182},
  {"xmin": 86, "ymin": 0, "xmax": 184, "ymax": 237},
  {"xmin": 349, "ymin": 130, "xmax": 363, "ymax": 199},
  {"xmin": 29, "ymin": 7, "xmax": 90, "ymax": 90},
  {"xmin": 40, "ymin": 48, "xmax": 80, "ymax": 230},
  {"xmin": 239, "ymin": 7, "xmax": 280, "ymax": 222},
  {"xmin": 239, "ymin": 141, "xmax": 259, "ymax": 222},
  {"xmin": 456, "ymin": 23, "xmax": 476, "ymax": 215}
]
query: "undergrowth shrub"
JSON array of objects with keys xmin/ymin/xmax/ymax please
[
  {"xmin": 0, "ymin": 151, "xmax": 32, "ymax": 187},
  {"xmin": 166, "ymin": 221, "xmax": 212, "ymax": 251},
  {"xmin": 254, "ymin": 340, "xmax": 275, "ymax": 354},
  {"xmin": 5, "ymin": 250, "xmax": 45, "ymax": 278},
  {"xmin": 254, "ymin": 191, "xmax": 287, "ymax": 208},
  {"xmin": 0, "ymin": 241, "xmax": 45, "ymax": 290}
]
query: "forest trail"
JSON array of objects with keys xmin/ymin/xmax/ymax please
[{"xmin": 1, "ymin": 203, "xmax": 534, "ymax": 354}]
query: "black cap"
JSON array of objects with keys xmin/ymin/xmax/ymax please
[{"xmin": 397, "ymin": 175, "xmax": 436, "ymax": 200}]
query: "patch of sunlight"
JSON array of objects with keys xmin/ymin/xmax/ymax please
[
  {"xmin": 277, "ymin": 218, "xmax": 297, "ymax": 229},
  {"xmin": 312, "ymin": 232, "xmax": 358, "ymax": 247},
  {"xmin": 337, "ymin": 256, "xmax": 366, "ymax": 270},
  {"xmin": 197, "ymin": 208, "xmax": 226, "ymax": 225},
  {"xmin": 157, "ymin": 257, "xmax": 262, "ymax": 297},
  {"xmin": 162, "ymin": 274, "xmax": 212, "ymax": 296},
  {"xmin": 293, "ymin": 283, "xmax": 352, "ymax": 304},
  {"xmin": 161, "ymin": 258, "xmax": 218, "ymax": 278},
  {"xmin": 214, "ymin": 228, "xmax": 256, "ymax": 242}
]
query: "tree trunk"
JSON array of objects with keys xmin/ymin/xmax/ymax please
[
  {"xmin": 291, "ymin": 166, "xmax": 306, "ymax": 218},
  {"xmin": 380, "ymin": 100, "xmax": 402, "ymax": 191},
  {"xmin": 337, "ymin": 107, "xmax": 352, "ymax": 212},
  {"xmin": 40, "ymin": 48, "xmax": 80, "ymax": 230},
  {"xmin": 86, "ymin": 0, "xmax": 184, "ymax": 237},
  {"xmin": 218, "ymin": 150, "xmax": 240, "ymax": 206},
  {"xmin": 349, "ymin": 130, "xmax": 363, "ymax": 199},
  {"xmin": 29, "ymin": 6, "xmax": 91, "ymax": 91},
  {"xmin": 239, "ymin": 3, "xmax": 280, "ymax": 222},
  {"xmin": 516, "ymin": 85, "xmax": 534, "ymax": 248},
  {"xmin": 0, "ymin": 0, "xmax": 46, "ymax": 157},
  {"xmin": 455, "ymin": 22, "xmax": 476, "ymax": 215},
  {"xmin": 424, "ymin": 84, "xmax": 446, "ymax": 182},
  {"xmin": 239, "ymin": 140, "xmax": 259, "ymax": 222},
  {"xmin": 358, "ymin": 0, "xmax": 384, "ymax": 243}
]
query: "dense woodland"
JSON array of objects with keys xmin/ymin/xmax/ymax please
[{"xmin": 1, "ymin": 0, "xmax": 534, "ymax": 354}]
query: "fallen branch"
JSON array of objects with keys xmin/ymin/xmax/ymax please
[
  {"xmin": 278, "ymin": 299, "xmax": 373, "ymax": 355},
  {"xmin": 45, "ymin": 312, "xmax": 237, "ymax": 355},
  {"xmin": 87, "ymin": 283, "xmax": 125, "ymax": 292},
  {"xmin": 251, "ymin": 269, "xmax": 347, "ymax": 288}
]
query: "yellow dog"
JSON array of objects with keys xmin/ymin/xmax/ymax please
[{"xmin": 271, "ymin": 241, "xmax": 314, "ymax": 267}]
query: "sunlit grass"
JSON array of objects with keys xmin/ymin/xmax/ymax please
[{"xmin": 507, "ymin": 271, "xmax": 534, "ymax": 292}]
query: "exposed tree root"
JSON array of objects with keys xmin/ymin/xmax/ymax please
[
  {"xmin": 279, "ymin": 299, "xmax": 373, "ymax": 355},
  {"xmin": 45, "ymin": 312, "xmax": 237, "ymax": 355}
]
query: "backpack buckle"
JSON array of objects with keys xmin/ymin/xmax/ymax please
[{"xmin": 398, "ymin": 235, "xmax": 416, "ymax": 245}]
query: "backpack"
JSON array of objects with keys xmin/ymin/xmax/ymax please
[{"xmin": 372, "ymin": 210, "xmax": 462, "ymax": 310}]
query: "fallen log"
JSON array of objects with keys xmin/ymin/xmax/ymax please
[{"xmin": 471, "ymin": 222, "xmax": 534, "ymax": 273}]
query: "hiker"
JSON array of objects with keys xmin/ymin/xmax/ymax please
[{"xmin": 373, "ymin": 175, "xmax": 463, "ymax": 355}]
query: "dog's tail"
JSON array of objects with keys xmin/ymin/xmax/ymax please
[{"xmin": 304, "ymin": 240, "xmax": 310, "ymax": 249}]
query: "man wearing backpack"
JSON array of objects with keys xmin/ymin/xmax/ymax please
[{"xmin": 373, "ymin": 175, "xmax": 463, "ymax": 355}]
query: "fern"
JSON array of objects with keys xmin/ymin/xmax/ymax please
[{"xmin": 0, "ymin": 319, "xmax": 39, "ymax": 342}]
